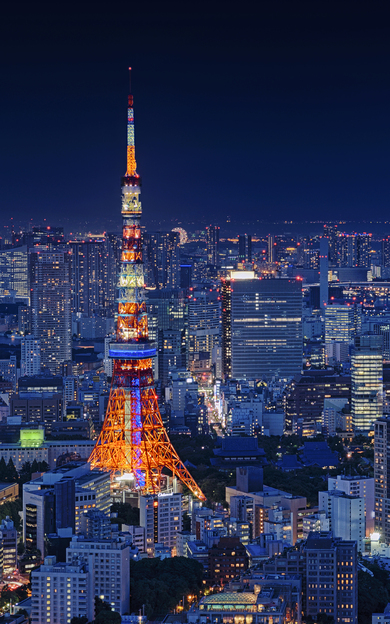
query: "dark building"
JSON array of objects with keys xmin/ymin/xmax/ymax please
[
  {"xmin": 284, "ymin": 370, "xmax": 350, "ymax": 435},
  {"xmin": 54, "ymin": 479, "xmax": 76, "ymax": 532},
  {"xmin": 12, "ymin": 374, "xmax": 64, "ymax": 427},
  {"xmin": 143, "ymin": 231, "xmax": 180, "ymax": 289},
  {"xmin": 212, "ymin": 437, "xmax": 267, "ymax": 468},
  {"xmin": 206, "ymin": 225, "xmax": 220, "ymax": 267},
  {"xmin": 383, "ymin": 237, "xmax": 390, "ymax": 267},
  {"xmin": 30, "ymin": 250, "xmax": 72, "ymax": 372},
  {"xmin": 238, "ymin": 234, "xmax": 252, "ymax": 263},
  {"xmin": 262, "ymin": 531, "xmax": 358, "ymax": 624},
  {"xmin": 69, "ymin": 238, "xmax": 110, "ymax": 317},
  {"xmin": 180, "ymin": 264, "xmax": 192, "ymax": 289},
  {"xmin": 221, "ymin": 277, "xmax": 232, "ymax": 381},
  {"xmin": 208, "ymin": 536, "xmax": 248, "ymax": 586}
]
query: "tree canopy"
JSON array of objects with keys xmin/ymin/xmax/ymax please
[{"xmin": 130, "ymin": 556, "xmax": 203, "ymax": 618}]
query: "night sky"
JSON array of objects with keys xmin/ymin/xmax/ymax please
[{"xmin": 1, "ymin": 3, "xmax": 390, "ymax": 231}]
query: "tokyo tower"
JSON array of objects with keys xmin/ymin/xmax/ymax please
[{"xmin": 89, "ymin": 71, "xmax": 205, "ymax": 501}]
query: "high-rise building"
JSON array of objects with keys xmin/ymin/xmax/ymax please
[
  {"xmin": 0, "ymin": 245, "xmax": 29, "ymax": 301},
  {"xmin": 30, "ymin": 250, "xmax": 72, "ymax": 373},
  {"xmin": 230, "ymin": 275, "xmax": 302, "ymax": 380},
  {"xmin": 328, "ymin": 474, "xmax": 375, "ymax": 536},
  {"xmin": 206, "ymin": 225, "xmax": 220, "ymax": 266},
  {"xmin": 143, "ymin": 231, "xmax": 180, "ymax": 289},
  {"xmin": 208, "ymin": 536, "xmax": 248, "ymax": 586},
  {"xmin": 140, "ymin": 492, "xmax": 182, "ymax": 556},
  {"xmin": 66, "ymin": 535, "xmax": 130, "ymax": 614},
  {"xmin": 319, "ymin": 237, "xmax": 329, "ymax": 311},
  {"xmin": 238, "ymin": 234, "xmax": 252, "ymax": 263},
  {"xmin": 325, "ymin": 304, "xmax": 355, "ymax": 344},
  {"xmin": 374, "ymin": 416, "xmax": 390, "ymax": 543},
  {"xmin": 221, "ymin": 276, "xmax": 232, "ymax": 380},
  {"xmin": 351, "ymin": 334, "xmax": 383, "ymax": 431},
  {"xmin": 304, "ymin": 532, "xmax": 357, "ymax": 624},
  {"xmin": 267, "ymin": 235, "xmax": 277, "ymax": 263},
  {"xmin": 318, "ymin": 491, "xmax": 365, "ymax": 552},
  {"xmin": 21, "ymin": 335, "xmax": 41, "ymax": 377},
  {"xmin": 0, "ymin": 516, "xmax": 17, "ymax": 571},
  {"xmin": 382, "ymin": 236, "xmax": 390, "ymax": 267},
  {"xmin": 188, "ymin": 286, "xmax": 220, "ymax": 367},
  {"xmin": 69, "ymin": 237, "xmax": 110, "ymax": 316},
  {"xmin": 31, "ymin": 555, "xmax": 94, "ymax": 624}
]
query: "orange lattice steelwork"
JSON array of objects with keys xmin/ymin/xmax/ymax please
[{"xmin": 89, "ymin": 71, "xmax": 205, "ymax": 501}]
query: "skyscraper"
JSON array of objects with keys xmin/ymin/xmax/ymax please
[
  {"xmin": 351, "ymin": 334, "xmax": 383, "ymax": 431},
  {"xmin": 188, "ymin": 286, "xmax": 220, "ymax": 367},
  {"xmin": 221, "ymin": 276, "xmax": 232, "ymax": 380},
  {"xmin": 143, "ymin": 231, "xmax": 180, "ymax": 289},
  {"xmin": 206, "ymin": 225, "xmax": 220, "ymax": 266},
  {"xmin": 69, "ymin": 237, "xmax": 109, "ymax": 316},
  {"xmin": 30, "ymin": 250, "xmax": 72, "ymax": 373},
  {"xmin": 374, "ymin": 416, "xmax": 390, "ymax": 543},
  {"xmin": 325, "ymin": 304, "xmax": 355, "ymax": 344},
  {"xmin": 238, "ymin": 234, "xmax": 252, "ymax": 263},
  {"xmin": 21, "ymin": 335, "xmax": 41, "ymax": 377},
  {"xmin": 319, "ymin": 237, "xmax": 329, "ymax": 311},
  {"xmin": 230, "ymin": 275, "xmax": 302, "ymax": 380},
  {"xmin": 0, "ymin": 245, "xmax": 29, "ymax": 301}
]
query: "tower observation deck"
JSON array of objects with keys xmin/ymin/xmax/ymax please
[{"xmin": 89, "ymin": 71, "xmax": 205, "ymax": 501}]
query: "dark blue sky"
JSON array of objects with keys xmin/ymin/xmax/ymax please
[{"xmin": 1, "ymin": 2, "xmax": 390, "ymax": 231}]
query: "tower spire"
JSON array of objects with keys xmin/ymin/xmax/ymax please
[
  {"xmin": 126, "ymin": 67, "xmax": 137, "ymax": 178},
  {"xmin": 89, "ymin": 74, "xmax": 205, "ymax": 502}
]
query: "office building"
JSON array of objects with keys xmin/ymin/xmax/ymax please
[
  {"xmin": 23, "ymin": 464, "xmax": 110, "ymax": 553},
  {"xmin": 319, "ymin": 237, "xmax": 328, "ymax": 310},
  {"xmin": 304, "ymin": 532, "xmax": 357, "ymax": 624},
  {"xmin": 31, "ymin": 555, "xmax": 94, "ymax": 624},
  {"xmin": 66, "ymin": 535, "xmax": 130, "ymax": 614},
  {"xmin": 79, "ymin": 509, "xmax": 111, "ymax": 540},
  {"xmin": 206, "ymin": 225, "xmax": 220, "ymax": 266},
  {"xmin": 21, "ymin": 335, "xmax": 41, "ymax": 377},
  {"xmin": 0, "ymin": 245, "xmax": 29, "ymax": 301},
  {"xmin": 208, "ymin": 536, "xmax": 248, "ymax": 586},
  {"xmin": 238, "ymin": 234, "xmax": 252, "ymax": 263},
  {"xmin": 374, "ymin": 416, "xmax": 390, "ymax": 543},
  {"xmin": 143, "ymin": 231, "xmax": 180, "ymax": 289},
  {"xmin": 284, "ymin": 370, "xmax": 350, "ymax": 435},
  {"xmin": 318, "ymin": 490, "xmax": 365, "ymax": 552},
  {"xmin": 0, "ymin": 516, "xmax": 17, "ymax": 571},
  {"xmin": 140, "ymin": 492, "xmax": 182, "ymax": 556},
  {"xmin": 188, "ymin": 286, "xmax": 220, "ymax": 367},
  {"xmin": 328, "ymin": 474, "xmax": 374, "ymax": 536},
  {"xmin": 0, "ymin": 356, "xmax": 17, "ymax": 392},
  {"xmin": 221, "ymin": 276, "xmax": 232, "ymax": 380},
  {"xmin": 325, "ymin": 304, "xmax": 356, "ymax": 344},
  {"xmin": 351, "ymin": 334, "xmax": 383, "ymax": 431},
  {"xmin": 30, "ymin": 250, "xmax": 72, "ymax": 372},
  {"xmin": 383, "ymin": 237, "xmax": 390, "ymax": 267},
  {"xmin": 230, "ymin": 276, "xmax": 302, "ymax": 381},
  {"xmin": 69, "ymin": 237, "xmax": 109, "ymax": 316}
]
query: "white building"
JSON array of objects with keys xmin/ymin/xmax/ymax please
[
  {"xmin": 301, "ymin": 510, "xmax": 329, "ymax": 540},
  {"xmin": 140, "ymin": 492, "xmax": 182, "ymax": 556},
  {"xmin": 66, "ymin": 535, "xmax": 130, "ymax": 615},
  {"xmin": 21, "ymin": 335, "xmax": 41, "ymax": 377},
  {"xmin": 328, "ymin": 474, "xmax": 375, "ymax": 536},
  {"xmin": 31, "ymin": 555, "xmax": 94, "ymax": 624},
  {"xmin": 123, "ymin": 524, "xmax": 145, "ymax": 553},
  {"xmin": 175, "ymin": 531, "xmax": 196, "ymax": 557},
  {"xmin": 322, "ymin": 398, "xmax": 348, "ymax": 435},
  {"xmin": 318, "ymin": 490, "xmax": 365, "ymax": 552}
]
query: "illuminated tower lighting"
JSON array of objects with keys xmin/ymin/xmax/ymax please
[{"xmin": 89, "ymin": 70, "xmax": 205, "ymax": 501}]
